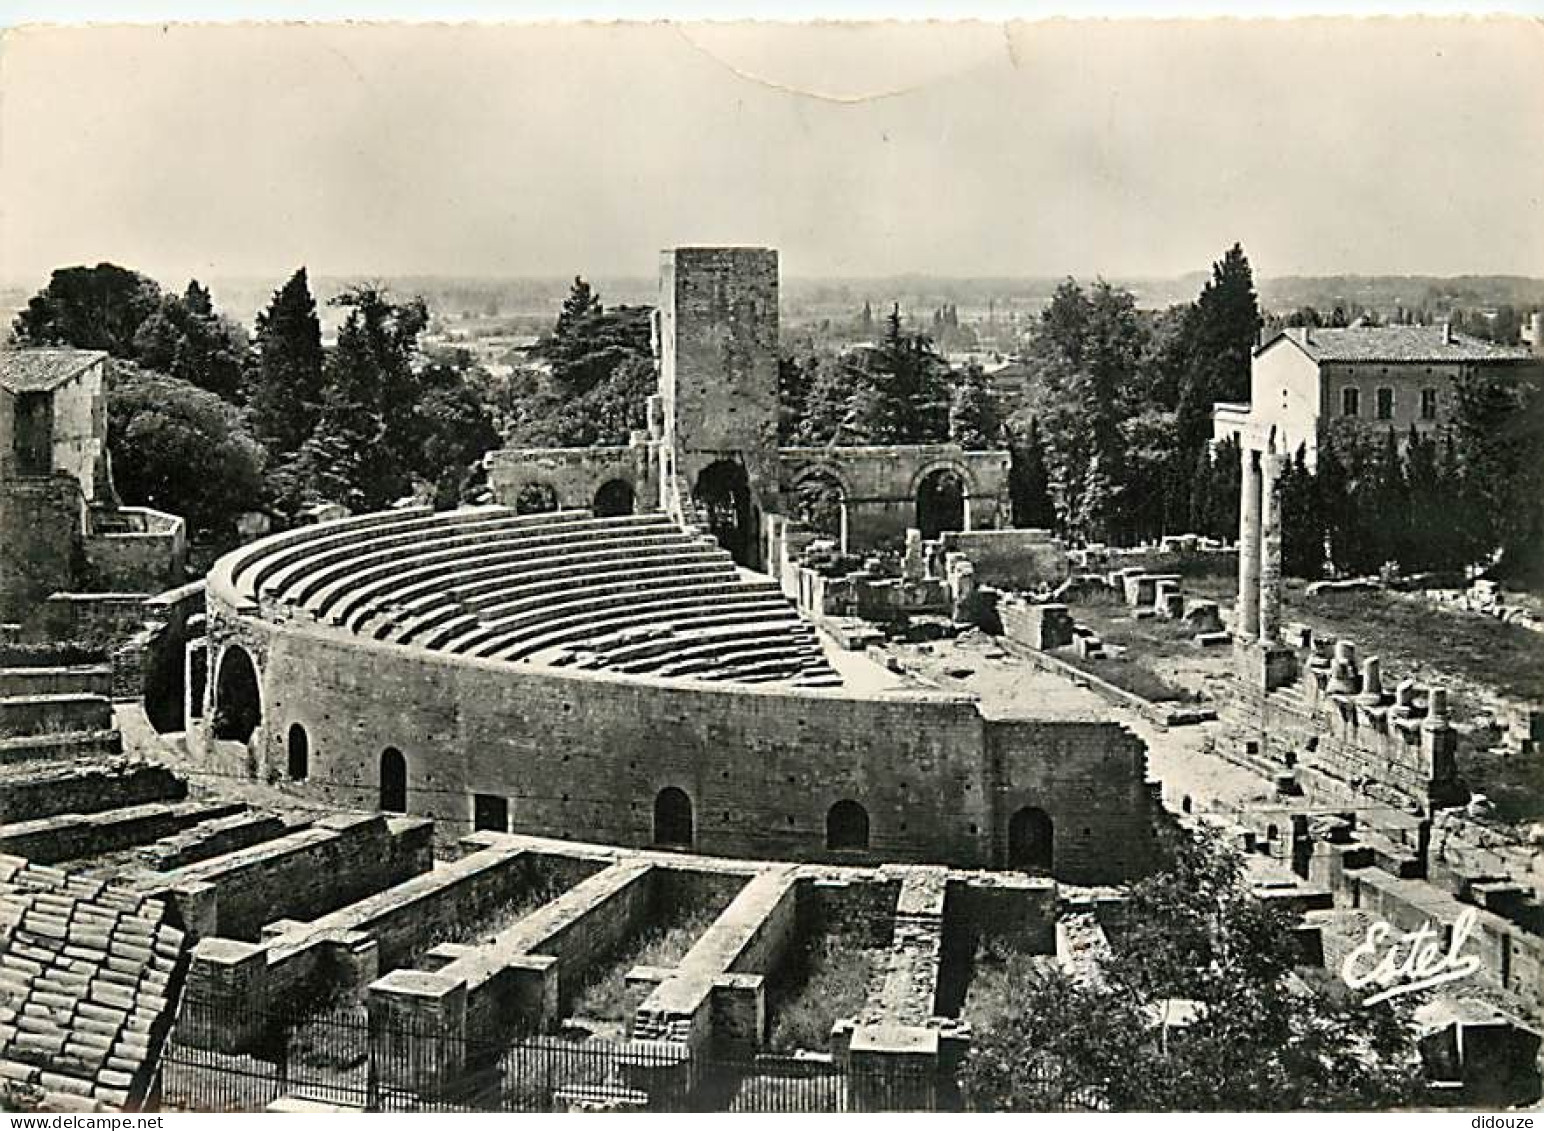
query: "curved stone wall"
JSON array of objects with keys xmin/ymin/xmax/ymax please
[{"xmin": 197, "ymin": 516, "xmax": 1159, "ymax": 885}]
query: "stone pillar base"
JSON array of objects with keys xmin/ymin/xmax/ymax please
[{"xmin": 1234, "ymin": 638, "xmax": 1298, "ymax": 693}]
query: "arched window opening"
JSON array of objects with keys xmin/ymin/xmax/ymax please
[
  {"xmin": 653, "ymin": 787, "xmax": 694, "ymax": 847},
  {"xmin": 287, "ymin": 723, "xmax": 309, "ymax": 782},
  {"xmin": 825, "ymin": 800, "xmax": 870, "ymax": 851},
  {"xmin": 213, "ymin": 646, "xmax": 261, "ymax": 743},
  {"xmin": 794, "ymin": 472, "xmax": 847, "ymax": 550},
  {"xmin": 1008, "ymin": 806, "xmax": 1053, "ymax": 873},
  {"xmin": 693, "ymin": 460, "xmax": 754, "ymax": 567},
  {"xmin": 514, "ymin": 482, "xmax": 560, "ymax": 514},
  {"xmin": 593, "ymin": 478, "xmax": 636, "ymax": 518},
  {"xmin": 916, "ymin": 468, "xmax": 967, "ymax": 541},
  {"xmin": 380, "ymin": 747, "xmax": 408, "ymax": 813}
]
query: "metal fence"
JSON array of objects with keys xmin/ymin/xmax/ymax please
[{"xmin": 156, "ymin": 1001, "xmax": 952, "ymax": 1113}]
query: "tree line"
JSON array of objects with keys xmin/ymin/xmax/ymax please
[{"xmin": 10, "ymin": 263, "xmax": 502, "ymax": 545}]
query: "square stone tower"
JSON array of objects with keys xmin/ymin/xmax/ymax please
[{"xmin": 657, "ymin": 247, "xmax": 781, "ymax": 567}]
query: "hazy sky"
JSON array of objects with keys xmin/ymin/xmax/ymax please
[{"xmin": 1, "ymin": 19, "xmax": 1541, "ymax": 284}]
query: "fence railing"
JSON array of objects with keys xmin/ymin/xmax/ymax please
[{"xmin": 156, "ymin": 999, "xmax": 953, "ymax": 1114}]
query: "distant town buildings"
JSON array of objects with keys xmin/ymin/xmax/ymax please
[{"xmin": 1213, "ymin": 316, "xmax": 1544, "ymax": 467}]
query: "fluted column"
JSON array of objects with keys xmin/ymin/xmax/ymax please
[{"xmin": 1236, "ymin": 447, "xmax": 1262, "ymax": 639}]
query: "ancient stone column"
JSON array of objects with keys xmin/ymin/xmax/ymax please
[
  {"xmin": 1327, "ymin": 640, "xmax": 1359, "ymax": 695},
  {"xmin": 1258, "ymin": 446, "xmax": 1284, "ymax": 645},
  {"xmin": 1357, "ymin": 657, "xmax": 1384, "ymax": 706},
  {"xmin": 1236, "ymin": 447, "xmax": 1262, "ymax": 639}
]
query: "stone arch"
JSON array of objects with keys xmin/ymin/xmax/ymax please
[
  {"xmin": 693, "ymin": 460, "xmax": 754, "ymax": 567},
  {"xmin": 513, "ymin": 481, "xmax": 560, "ymax": 515},
  {"xmin": 212, "ymin": 644, "xmax": 261, "ymax": 743},
  {"xmin": 825, "ymin": 799, "xmax": 870, "ymax": 851},
  {"xmin": 791, "ymin": 466, "xmax": 850, "ymax": 550},
  {"xmin": 913, "ymin": 463, "xmax": 973, "ymax": 541},
  {"xmin": 380, "ymin": 747, "xmax": 407, "ymax": 813},
  {"xmin": 593, "ymin": 478, "xmax": 636, "ymax": 518},
  {"xmin": 287, "ymin": 723, "xmax": 309, "ymax": 782},
  {"xmin": 653, "ymin": 786, "xmax": 694, "ymax": 847},
  {"xmin": 1008, "ymin": 806, "xmax": 1053, "ymax": 873}
]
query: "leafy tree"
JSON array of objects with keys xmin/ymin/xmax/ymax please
[
  {"xmin": 961, "ymin": 828, "xmax": 1422, "ymax": 1112},
  {"xmin": 1173, "ymin": 244, "xmax": 1261, "ymax": 467},
  {"xmin": 793, "ymin": 351, "xmax": 864, "ymax": 445},
  {"xmin": 289, "ymin": 285, "xmax": 429, "ymax": 511},
  {"xmin": 12, "ymin": 263, "xmax": 163, "ymax": 356},
  {"xmin": 1450, "ymin": 364, "xmax": 1544, "ymax": 582},
  {"xmin": 250, "ymin": 268, "xmax": 326, "ymax": 455},
  {"xmin": 1279, "ymin": 444, "xmax": 1324, "ymax": 578},
  {"xmin": 410, "ymin": 367, "xmax": 501, "ymax": 509},
  {"xmin": 1007, "ymin": 415, "xmax": 1057, "ymax": 529},
  {"xmin": 848, "ymin": 306, "xmax": 951, "ymax": 444},
  {"xmin": 1024, "ymin": 281, "xmax": 1144, "ymax": 542},
  {"xmin": 511, "ymin": 277, "xmax": 654, "ymax": 447},
  {"xmin": 949, "ymin": 362, "xmax": 1001, "ymax": 448},
  {"xmin": 106, "ymin": 365, "xmax": 266, "ymax": 542}
]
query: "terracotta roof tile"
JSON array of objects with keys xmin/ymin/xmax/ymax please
[{"xmin": 0, "ymin": 349, "xmax": 107, "ymax": 393}]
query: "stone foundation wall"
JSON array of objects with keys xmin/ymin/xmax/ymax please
[{"xmin": 147, "ymin": 812, "xmax": 434, "ymax": 942}]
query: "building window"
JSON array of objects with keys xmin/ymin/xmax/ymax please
[
  {"xmin": 473, "ymin": 794, "xmax": 509, "ymax": 833},
  {"xmin": 1341, "ymin": 387, "xmax": 1360, "ymax": 417},
  {"xmin": 1421, "ymin": 388, "xmax": 1438, "ymax": 421},
  {"xmin": 1376, "ymin": 387, "xmax": 1394, "ymax": 420},
  {"xmin": 286, "ymin": 724, "xmax": 309, "ymax": 781},
  {"xmin": 825, "ymin": 800, "xmax": 870, "ymax": 851}
]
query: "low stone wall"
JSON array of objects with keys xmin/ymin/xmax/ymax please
[
  {"xmin": 939, "ymin": 529, "xmax": 1067, "ymax": 591},
  {"xmin": 1341, "ymin": 866, "xmax": 1544, "ymax": 1017},
  {"xmin": 0, "ymin": 728, "xmax": 121, "ymax": 767},
  {"xmin": 144, "ymin": 812, "xmax": 434, "ymax": 942},
  {"xmin": 0, "ymin": 799, "xmax": 244, "ymax": 865},
  {"xmin": 85, "ymin": 506, "xmax": 187, "ymax": 594},
  {"xmin": 24, "ymin": 593, "xmax": 151, "ymax": 648},
  {"xmin": 0, "ymin": 760, "xmax": 185, "ymax": 823},
  {"xmin": 633, "ymin": 866, "xmax": 799, "ymax": 1053},
  {"xmin": 0, "ymin": 692, "xmax": 112, "ymax": 736}
]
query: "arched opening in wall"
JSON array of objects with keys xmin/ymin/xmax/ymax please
[
  {"xmin": 916, "ymin": 468, "xmax": 967, "ymax": 541},
  {"xmin": 825, "ymin": 800, "xmax": 870, "ymax": 851},
  {"xmin": 693, "ymin": 460, "xmax": 753, "ymax": 567},
  {"xmin": 287, "ymin": 724, "xmax": 309, "ymax": 782},
  {"xmin": 593, "ymin": 478, "xmax": 635, "ymax": 517},
  {"xmin": 514, "ymin": 482, "xmax": 559, "ymax": 515},
  {"xmin": 380, "ymin": 747, "xmax": 407, "ymax": 813},
  {"xmin": 1008, "ymin": 806, "xmax": 1053, "ymax": 873},
  {"xmin": 793, "ymin": 471, "xmax": 847, "ymax": 550},
  {"xmin": 212, "ymin": 645, "xmax": 261, "ymax": 743},
  {"xmin": 653, "ymin": 787, "xmax": 694, "ymax": 848}
]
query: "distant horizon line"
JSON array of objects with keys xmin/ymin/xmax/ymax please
[{"xmin": 6, "ymin": 268, "xmax": 1544, "ymax": 288}]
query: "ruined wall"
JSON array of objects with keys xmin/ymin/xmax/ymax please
[
  {"xmin": 779, "ymin": 445, "xmax": 1011, "ymax": 550},
  {"xmin": 659, "ymin": 247, "xmax": 782, "ymax": 560},
  {"xmin": 199, "ymin": 600, "xmax": 1156, "ymax": 885},
  {"xmin": 484, "ymin": 445, "xmax": 651, "ymax": 515},
  {"xmin": 85, "ymin": 507, "xmax": 186, "ymax": 593},
  {"xmin": 939, "ymin": 529, "xmax": 1066, "ymax": 590},
  {"xmin": 0, "ymin": 476, "xmax": 83, "ymax": 623},
  {"xmin": 985, "ymin": 718, "xmax": 1158, "ymax": 883}
]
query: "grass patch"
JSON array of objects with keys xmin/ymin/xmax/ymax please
[
  {"xmin": 570, "ymin": 904, "xmax": 724, "ymax": 1023},
  {"xmin": 959, "ymin": 938, "xmax": 1068, "ymax": 1040},
  {"xmin": 767, "ymin": 936, "xmax": 884, "ymax": 1053},
  {"xmin": 1054, "ymin": 647, "xmax": 1201, "ymax": 704}
]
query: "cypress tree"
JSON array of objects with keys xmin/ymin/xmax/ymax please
[{"xmin": 251, "ymin": 268, "xmax": 325, "ymax": 455}]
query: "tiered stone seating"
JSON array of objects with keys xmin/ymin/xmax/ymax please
[{"xmin": 231, "ymin": 506, "xmax": 839, "ymax": 687}]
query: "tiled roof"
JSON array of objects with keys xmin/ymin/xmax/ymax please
[
  {"xmin": 1264, "ymin": 326, "xmax": 1536, "ymax": 365},
  {"xmin": 0, "ymin": 349, "xmax": 108, "ymax": 394},
  {"xmin": 0, "ymin": 854, "xmax": 186, "ymax": 1112}
]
